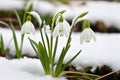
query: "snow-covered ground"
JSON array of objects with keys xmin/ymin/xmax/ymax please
[{"xmin": 0, "ymin": 57, "xmax": 67, "ymax": 80}]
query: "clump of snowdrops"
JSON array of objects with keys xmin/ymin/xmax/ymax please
[{"xmin": 21, "ymin": 10, "xmax": 97, "ymax": 78}]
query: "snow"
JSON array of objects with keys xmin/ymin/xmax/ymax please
[{"xmin": 0, "ymin": 57, "xmax": 67, "ymax": 80}]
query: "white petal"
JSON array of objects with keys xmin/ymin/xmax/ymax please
[
  {"xmin": 45, "ymin": 25, "xmax": 51, "ymax": 34},
  {"xmin": 85, "ymin": 29, "xmax": 92, "ymax": 41},
  {"xmin": 29, "ymin": 11, "xmax": 42, "ymax": 26},
  {"xmin": 62, "ymin": 19, "xmax": 71, "ymax": 37},
  {"xmin": 80, "ymin": 29, "xmax": 86, "ymax": 44},
  {"xmin": 21, "ymin": 21, "xmax": 35, "ymax": 34},
  {"xmin": 52, "ymin": 23, "xmax": 60, "ymax": 37},
  {"xmin": 80, "ymin": 28, "xmax": 96, "ymax": 44},
  {"xmin": 89, "ymin": 28, "xmax": 96, "ymax": 42}
]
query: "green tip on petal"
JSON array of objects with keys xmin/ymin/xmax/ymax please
[{"xmin": 86, "ymin": 40, "xmax": 90, "ymax": 43}]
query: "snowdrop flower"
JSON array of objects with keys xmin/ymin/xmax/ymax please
[
  {"xmin": 80, "ymin": 28, "xmax": 96, "ymax": 44},
  {"xmin": 44, "ymin": 25, "xmax": 51, "ymax": 34},
  {"xmin": 28, "ymin": 11, "xmax": 42, "ymax": 26},
  {"xmin": 21, "ymin": 21, "xmax": 35, "ymax": 34},
  {"xmin": 52, "ymin": 17, "xmax": 70, "ymax": 37}
]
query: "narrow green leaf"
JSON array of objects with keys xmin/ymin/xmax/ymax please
[
  {"xmin": 62, "ymin": 50, "xmax": 82, "ymax": 72},
  {"xmin": 0, "ymin": 21, "xmax": 10, "ymax": 28},
  {"xmin": 0, "ymin": 35, "xmax": 4, "ymax": 53},
  {"xmin": 29, "ymin": 38, "xmax": 49, "ymax": 74},
  {"xmin": 22, "ymin": 12, "xmax": 27, "ymax": 24},
  {"xmin": 14, "ymin": 10, "xmax": 22, "ymax": 27},
  {"xmin": 10, "ymin": 21, "xmax": 21, "ymax": 59},
  {"xmin": 71, "ymin": 12, "xmax": 89, "ymax": 28},
  {"xmin": 56, "ymin": 50, "xmax": 82, "ymax": 77},
  {"xmin": 29, "ymin": 38, "xmax": 39, "ymax": 55},
  {"xmin": 77, "ymin": 11, "xmax": 88, "ymax": 19},
  {"xmin": 38, "ymin": 42, "xmax": 50, "ymax": 74},
  {"xmin": 27, "ymin": 3, "xmax": 33, "ymax": 12},
  {"xmin": 55, "ymin": 44, "xmax": 70, "ymax": 76}
]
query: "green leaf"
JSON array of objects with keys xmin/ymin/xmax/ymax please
[
  {"xmin": 55, "ymin": 44, "xmax": 71, "ymax": 77},
  {"xmin": 57, "ymin": 50, "xmax": 82, "ymax": 77},
  {"xmin": 10, "ymin": 21, "xmax": 21, "ymax": 59},
  {"xmin": 38, "ymin": 42, "xmax": 50, "ymax": 74},
  {"xmin": 29, "ymin": 38, "xmax": 50, "ymax": 74},
  {"xmin": 0, "ymin": 21, "xmax": 10, "ymax": 28},
  {"xmin": 29, "ymin": 38, "xmax": 39, "ymax": 55},
  {"xmin": 0, "ymin": 35, "xmax": 4, "ymax": 53},
  {"xmin": 14, "ymin": 10, "xmax": 22, "ymax": 27},
  {"xmin": 77, "ymin": 11, "xmax": 88, "ymax": 19},
  {"xmin": 27, "ymin": 3, "xmax": 33, "ymax": 12},
  {"xmin": 63, "ymin": 50, "xmax": 82, "ymax": 70},
  {"xmin": 22, "ymin": 12, "xmax": 27, "ymax": 24},
  {"xmin": 71, "ymin": 12, "xmax": 89, "ymax": 27},
  {"xmin": 1, "ymin": 35, "xmax": 4, "ymax": 53}
]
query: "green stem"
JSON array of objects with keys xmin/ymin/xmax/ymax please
[
  {"xmin": 19, "ymin": 34, "xmax": 25, "ymax": 56},
  {"xmin": 52, "ymin": 36, "xmax": 59, "ymax": 75},
  {"xmin": 50, "ymin": 36, "xmax": 53, "ymax": 64}
]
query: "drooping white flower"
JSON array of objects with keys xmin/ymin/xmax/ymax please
[
  {"xmin": 44, "ymin": 25, "xmax": 51, "ymax": 34},
  {"xmin": 80, "ymin": 28, "xmax": 96, "ymax": 44},
  {"xmin": 28, "ymin": 11, "xmax": 42, "ymax": 26},
  {"xmin": 21, "ymin": 21, "xmax": 35, "ymax": 34},
  {"xmin": 52, "ymin": 18, "xmax": 70, "ymax": 37}
]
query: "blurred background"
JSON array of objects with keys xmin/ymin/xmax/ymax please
[{"xmin": 0, "ymin": 0, "xmax": 120, "ymax": 33}]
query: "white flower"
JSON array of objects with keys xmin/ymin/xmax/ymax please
[
  {"xmin": 21, "ymin": 21, "xmax": 35, "ymax": 34},
  {"xmin": 44, "ymin": 25, "xmax": 51, "ymax": 34},
  {"xmin": 28, "ymin": 11, "xmax": 42, "ymax": 26},
  {"xmin": 52, "ymin": 19, "xmax": 70, "ymax": 37},
  {"xmin": 80, "ymin": 28, "xmax": 96, "ymax": 44}
]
